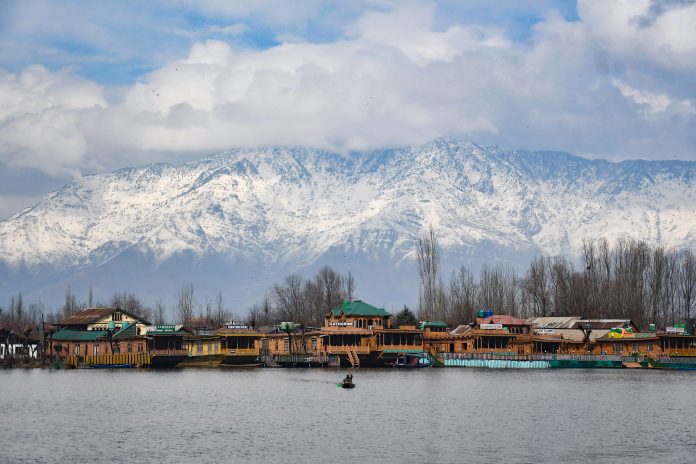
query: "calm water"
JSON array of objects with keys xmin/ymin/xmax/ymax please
[{"xmin": 1, "ymin": 368, "xmax": 695, "ymax": 463}]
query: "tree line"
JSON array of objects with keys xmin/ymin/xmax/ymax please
[
  {"xmin": 2, "ymin": 266, "xmax": 356, "ymax": 333},
  {"xmin": 417, "ymin": 229, "xmax": 696, "ymax": 330},
  {"xmin": 245, "ymin": 266, "xmax": 355, "ymax": 327},
  {"xmin": 4, "ymin": 235, "xmax": 696, "ymax": 334},
  {"xmin": 1, "ymin": 286, "xmax": 236, "ymax": 331}
]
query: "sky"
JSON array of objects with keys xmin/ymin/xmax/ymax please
[{"xmin": 0, "ymin": 0, "xmax": 695, "ymax": 219}]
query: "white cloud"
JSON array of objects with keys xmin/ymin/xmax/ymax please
[
  {"xmin": 172, "ymin": 23, "xmax": 249, "ymax": 39},
  {"xmin": 0, "ymin": 65, "xmax": 106, "ymax": 175},
  {"xmin": 578, "ymin": 0, "xmax": 696, "ymax": 71},
  {"xmin": 1, "ymin": 0, "xmax": 695, "ymax": 185},
  {"xmin": 612, "ymin": 79, "xmax": 671, "ymax": 115}
]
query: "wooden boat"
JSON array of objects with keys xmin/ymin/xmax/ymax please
[
  {"xmin": 338, "ymin": 375, "xmax": 355, "ymax": 388},
  {"xmin": 388, "ymin": 353, "xmax": 432, "ymax": 368}
]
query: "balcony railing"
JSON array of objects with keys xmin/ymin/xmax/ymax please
[
  {"xmin": 225, "ymin": 348, "xmax": 259, "ymax": 356},
  {"xmin": 151, "ymin": 348, "xmax": 187, "ymax": 356},
  {"xmin": 326, "ymin": 345, "xmax": 370, "ymax": 354},
  {"xmin": 376, "ymin": 343, "xmax": 423, "ymax": 351}
]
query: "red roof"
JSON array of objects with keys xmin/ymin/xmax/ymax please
[{"xmin": 476, "ymin": 315, "xmax": 530, "ymax": 326}]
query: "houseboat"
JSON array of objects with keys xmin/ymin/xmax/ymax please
[
  {"xmin": 322, "ymin": 300, "xmax": 425, "ymax": 367},
  {"xmin": 50, "ymin": 308, "xmax": 190, "ymax": 368}
]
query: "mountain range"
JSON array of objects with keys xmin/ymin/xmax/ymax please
[{"xmin": 2, "ymin": 139, "xmax": 696, "ymax": 312}]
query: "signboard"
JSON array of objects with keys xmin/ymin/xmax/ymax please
[
  {"xmin": 666, "ymin": 327, "xmax": 686, "ymax": 334},
  {"xmin": 226, "ymin": 324, "xmax": 249, "ymax": 330},
  {"xmin": 480, "ymin": 323, "xmax": 503, "ymax": 330},
  {"xmin": 156, "ymin": 325, "xmax": 176, "ymax": 332},
  {"xmin": 536, "ymin": 329, "xmax": 556, "ymax": 335},
  {"xmin": 329, "ymin": 322, "xmax": 354, "ymax": 327}
]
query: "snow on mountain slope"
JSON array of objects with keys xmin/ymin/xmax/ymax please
[{"xmin": 2, "ymin": 139, "xmax": 696, "ymax": 310}]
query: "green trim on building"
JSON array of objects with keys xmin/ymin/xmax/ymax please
[
  {"xmin": 113, "ymin": 322, "xmax": 137, "ymax": 339},
  {"xmin": 382, "ymin": 349, "xmax": 424, "ymax": 354},
  {"xmin": 51, "ymin": 330, "xmax": 108, "ymax": 341},
  {"xmin": 330, "ymin": 300, "xmax": 391, "ymax": 318},
  {"xmin": 420, "ymin": 321, "xmax": 448, "ymax": 330}
]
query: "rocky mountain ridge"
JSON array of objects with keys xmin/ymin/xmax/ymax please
[{"xmin": 2, "ymin": 139, "xmax": 696, "ymax": 310}]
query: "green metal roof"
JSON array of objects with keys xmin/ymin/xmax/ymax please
[
  {"xmin": 113, "ymin": 322, "xmax": 137, "ymax": 339},
  {"xmin": 420, "ymin": 321, "xmax": 448, "ymax": 330},
  {"xmin": 330, "ymin": 300, "xmax": 391, "ymax": 318},
  {"xmin": 51, "ymin": 330, "xmax": 108, "ymax": 341}
]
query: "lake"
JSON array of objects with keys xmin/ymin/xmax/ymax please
[{"xmin": 1, "ymin": 368, "xmax": 694, "ymax": 463}]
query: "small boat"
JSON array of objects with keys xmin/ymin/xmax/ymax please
[
  {"xmin": 388, "ymin": 353, "xmax": 432, "ymax": 368},
  {"xmin": 338, "ymin": 374, "xmax": 355, "ymax": 388}
]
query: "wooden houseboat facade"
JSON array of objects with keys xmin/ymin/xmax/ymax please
[{"xmin": 50, "ymin": 308, "xmax": 190, "ymax": 368}]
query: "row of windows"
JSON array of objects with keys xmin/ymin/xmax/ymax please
[
  {"xmin": 268, "ymin": 338, "xmax": 318, "ymax": 352},
  {"xmin": 67, "ymin": 342, "xmax": 144, "ymax": 356}
]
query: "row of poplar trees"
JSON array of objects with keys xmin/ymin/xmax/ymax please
[{"xmin": 417, "ymin": 227, "xmax": 696, "ymax": 330}]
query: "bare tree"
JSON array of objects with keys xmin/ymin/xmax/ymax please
[
  {"xmin": 448, "ymin": 266, "xmax": 477, "ymax": 324},
  {"xmin": 62, "ymin": 286, "xmax": 79, "ymax": 318},
  {"xmin": 111, "ymin": 292, "xmax": 150, "ymax": 320},
  {"xmin": 153, "ymin": 300, "xmax": 166, "ymax": 325},
  {"xmin": 478, "ymin": 263, "xmax": 512, "ymax": 315},
  {"xmin": 417, "ymin": 225, "xmax": 442, "ymax": 321},
  {"xmin": 176, "ymin": 284, "xmax": 195, "ymax": 325},
  {"xmin": 677, "ymin": 249, "xmax": 696, "ymax": 323},
  {"xmin": 14, "ymin": 293, "xmax": 23, "ymax": 327},
  {"xmin": 345, "ymin": 272, "xmax": 355, "ymax": 301},
  {"xmin": 523, "ymin": 257, "xmax": 551, "ymax": 317},
  {"xmin": 317, "ymin": 266, "xmax": 344, "ymax": 311},
  {"xmin": 272, "ymin": 274, "xmax": 307, "ymax": 324},
  {"xmin": 204, "ymin": 296, "xmax": 213, "ymax": 325}
]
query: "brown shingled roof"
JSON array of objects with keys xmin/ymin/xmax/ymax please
[
  {"xmin": 59, "ymin": 307, "xmax": 116, "ymax": 325},
  {"xmin": 58, "ymin": 307, "xmax": 150, "ymax": 326},
  {"xmin": 476, "ymin": 315, "xmax": 530, "ymax": 326}
]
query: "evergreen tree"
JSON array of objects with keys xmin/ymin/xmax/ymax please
[{"xmin": 395, "ymin": 306, "xmax": 418, "ymax": 328}]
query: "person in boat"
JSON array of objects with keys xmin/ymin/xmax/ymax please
[{"xmin": 342, "ymin": 373, "xmax": 353, "ymax": 385}]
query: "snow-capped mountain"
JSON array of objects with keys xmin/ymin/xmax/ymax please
[{"xmin": 3, "ymin": 139, "xmax": 696, "ymax": 311}]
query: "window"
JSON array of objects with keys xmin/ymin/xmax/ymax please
[
  {"xmin": 93, "ymin": 345, "xmax": 99, "ymax": 356},
  {"xmin": 197, "ymin": 340, "xmax": 203, "ymax": 353},
  {"xmin": 127, "ymin": 343, "xmax": 132, "ymax": 353},
  {"xmin": 311, "ymin": 339, "xmax": 317, "ymax": 351},
  {"xmin": 75, "ymin": 345, "xmax": 80, "ymax": 355},
  {"xmin": 113, "ymin": 312, "xmax": 122, "ymax": 321},
  {"xmin": 284, "ymin": 340, "xmax": 289, "ymax": 352}
]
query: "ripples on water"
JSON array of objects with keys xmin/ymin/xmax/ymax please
[{"xmin": 1, "ymin": 368, "xmax": 695, "ymax": 463}]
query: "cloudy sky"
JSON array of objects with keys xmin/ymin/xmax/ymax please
[{"xmin": 1, "ymin": 0, "xmax": 695, "ymax": 218}]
